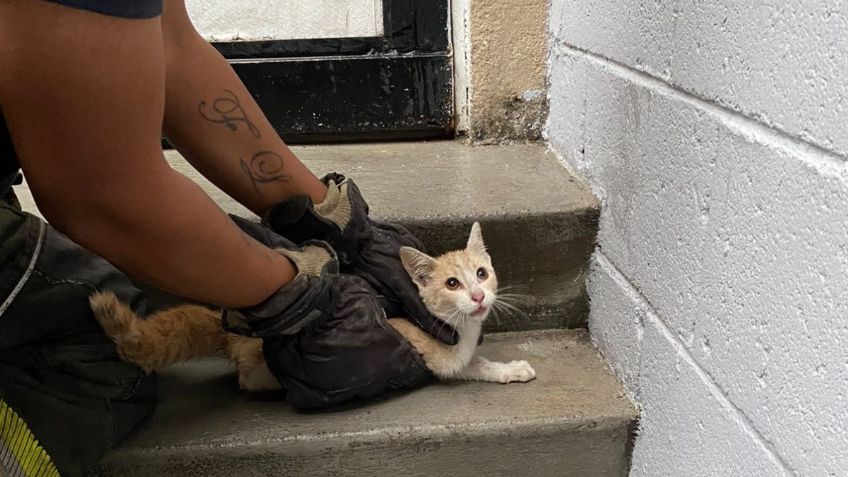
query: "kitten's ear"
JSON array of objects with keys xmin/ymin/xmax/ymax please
[
  {"xmin": 466, "ymin": 221, "xmax": 487, "ymax": 255},
  {"xmin": 400, "ymin": 247, "xmax": 437, "ymax": 287}
]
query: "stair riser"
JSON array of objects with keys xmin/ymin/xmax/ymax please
[
  {"xmin": 402, "ymin": 210, "xmax": 598, "ymax": 332},
  {"xmin": 96, "ymin": 419, "xmax": 633, "ymax": 477}
]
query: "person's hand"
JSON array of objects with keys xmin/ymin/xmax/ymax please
[
  {"xmin": 263, "ymin": 174, "xmax": 460, "ymax": 345},
  {"xmin": 222, "ymin": 221, "xmax": 432, "ymax": 409}
]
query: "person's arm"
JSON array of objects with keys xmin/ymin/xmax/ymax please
[
  {"xmin": 159, "ymin": 0, "xmax": 326, "ymax": 217},
  {"xmin": 40, "ymin": 164, "xmax": 295, "ymax": 309},
  {"xmin": 148, "ymin": 0, "xmax": 459, "ymax": 344},
  {"xmin": 0, "ymin": 0, "xmax": 293, "ymax": 308}
]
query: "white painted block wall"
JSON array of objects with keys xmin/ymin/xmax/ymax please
[{"xmin": 546, "ymin": 2, "xmax": 848, "ymax": 476}]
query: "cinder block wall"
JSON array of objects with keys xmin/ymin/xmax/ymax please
[{"xmin": 546, "ymin": 2, "xmax": 848, "ymax": 475}]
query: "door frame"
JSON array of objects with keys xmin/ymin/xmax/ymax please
[{"xmin": 208, "ymin": 0, "xmax": 453, "ymax": 143}]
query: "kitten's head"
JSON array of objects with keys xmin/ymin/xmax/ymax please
[{"xmin": 400, "ymin": 222, "xmax": 498, "ymax": 326}]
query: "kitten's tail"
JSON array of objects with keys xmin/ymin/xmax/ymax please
[{"xmin": 90, "ymin": 292, "xmax": 228, "ymax": 373}]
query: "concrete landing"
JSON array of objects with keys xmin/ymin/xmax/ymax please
[
  {"xmin": 170, "ymin": 142, "xmax": 599, "ymax": 331},
  {"xmin": 95, "ymin": 330, "xmax": 636, "ymax": 477}
]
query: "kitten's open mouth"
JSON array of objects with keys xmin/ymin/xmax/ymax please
[{"xmin": 471, "ymin": 305, "xmax": 488, "ymax": 317}]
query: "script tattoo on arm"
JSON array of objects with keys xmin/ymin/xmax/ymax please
[
  {"xmin": 240, "ymin": 151, "xmax": 291, "ymax": 198},
  {"xmin": 198, "ymin": 89, "xmax": 261, "ymax": 138}
]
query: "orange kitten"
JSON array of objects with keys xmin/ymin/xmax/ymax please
[
  {"xmin": 391, "ymin": 222, "xmax": 535, "ymax": 383},
  {"xmin": 89, "ymin": 222, "xmax": 535, "ymax": 392}
]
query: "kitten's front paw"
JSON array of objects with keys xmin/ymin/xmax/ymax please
[
  {"xmin": 495, "ymin": 360, "xmax": 536, "ymax": 383},
  {"xmin": 238, "ymin": 364, "xmax": 283, "ymax": 393}
]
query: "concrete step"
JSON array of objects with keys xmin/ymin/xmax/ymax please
[
  {"xmin": 168, "ymin": 141, "xmax": 600, "ymax": 331},
  {"xmin": 95, "ymin": 330, "xmax": 637, "ymax": 477},
  {"xmin": 14, "ymin": 142, "xmax": 598, "ymax": 331}
]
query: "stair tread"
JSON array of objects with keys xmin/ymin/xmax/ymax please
[
  {"xmin": 101, "ymin": 329, "xmax": 635, "ymax": 460},
  {"xmin": 163, "ymin": 141, "xmax": 598, "ymax": 222}
]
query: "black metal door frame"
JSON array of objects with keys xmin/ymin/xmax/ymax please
[{"xmin": 208, "ymin": 0, "xmax": 452, "ymax": 144}]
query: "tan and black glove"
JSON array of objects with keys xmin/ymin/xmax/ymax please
[
  {"xmin": 263, "ymin": 173, "xmax": 460, "ymax": 345},
  {"xmin": 226, "ymin": 217, "xmax": 432, "ymax": 409}
]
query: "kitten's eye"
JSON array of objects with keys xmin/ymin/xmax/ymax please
[
  {"xmin": 445, "ymin": 277, "xmax": 461, "ymax": 290},
  {"xmin": 477, "ymin": 268, "xmax": 488, "ymax": 280}
]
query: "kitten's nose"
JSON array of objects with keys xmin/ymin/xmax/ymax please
[{"xmin": 471, "ymin": 291, "xmax": 485, "ymax": 304}]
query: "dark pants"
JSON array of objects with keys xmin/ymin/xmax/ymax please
[{"xmin": 0, "ymin": 193, "xmax": 157, "ymax": 477}]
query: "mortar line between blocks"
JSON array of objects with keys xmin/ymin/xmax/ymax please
[
  {"xmin": 593, "ymin": 251, "xmax": 797, "ymax": 476},
  {"xmin": 553, "ymin": 42, "xmax": 848, "ymax": 178}
]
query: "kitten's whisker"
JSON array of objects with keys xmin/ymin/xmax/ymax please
[
  {"xmin": 490, "ymin": 307, "xmax": 517, "ymax": 322},
  {"xmin": 492, "ymin": 301, "xmax": 518, "ymax": 314},
  {"xmin": 495, "ymin": 300, "xmax": 522, "ymax": 313},
  {"xmin": 492, "ymin": 299, "xmax": 523, "ymax": 319},
  {"xmin": 495, "ymin": 294, "xmax": 524, "ymax": 305},
  {"xmin": 495, "ymin": 294, "xmax": 530, "ymax": 302},
  {"xmin": 437, "ymin": 308, "xmax": 463, "ymax": 340},
  {"xmin": 491, "ymin": 301, "xmax": 513, "ymax": 317},
  {"xmin": 496, "ymin": 285, "xmax": 519, "ymax": 293},
  {"xmin": 494, "ymin": 302, "xmax": 525, "ymax": 311},
  {"xmin": 429, "ymin": 317, "xmax": 450, "ymax": 339},
  {"xmin": 437, "ymin": 317, "xmax": 450, "ymax": 339}
]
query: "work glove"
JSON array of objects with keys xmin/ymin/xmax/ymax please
[
  {"xmin": 263, "ymin": 173, "xmax": 459, "ymax": 345},
  {"xmin": 225, "ymin": 217, "xmax": 432, "ymax": 409}
]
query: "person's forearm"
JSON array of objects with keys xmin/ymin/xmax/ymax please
[
  {"xmin": 0, "ymin": 0, "xmax": 294, "ymax": 309},
  {"xmin": 44, "ymin": 166, "xmax": 295, "ymax": 309},
  {"xmin": 161, "ymin": 5, "xmax": 326, "ymax": 216}
]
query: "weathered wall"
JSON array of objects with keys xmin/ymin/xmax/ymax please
[
  {"xmin": 547, "ymin": 1, "xmax": 848, "ymax": 475},
  {"xmin": 460, "ymin": 0, "xmax": 549, "ymax": 143},
  {"xmin": 187, "ymin": 0, "xmax": 550, "ymax": 143},
  {"xmin": 185, "ymin": 0, "xmax": 383, "ymax": 41}
]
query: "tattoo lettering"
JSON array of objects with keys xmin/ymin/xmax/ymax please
[
  {"xmin": 198, "ymin": 89, "xmax": 261, "ymax": 138},
  {"xmin": 240, "ymin": 151, "xmax": 291, "ymax": 198}
]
